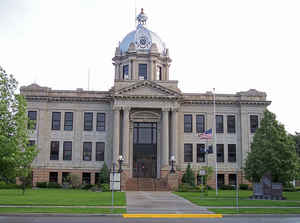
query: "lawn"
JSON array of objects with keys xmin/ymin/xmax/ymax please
[
  {"xmin": 209, "ymin": 208, "xmax": 300, "ymax": 214},
  {"xmin": 0, "ymin": 189, "xmax": 126, "ymax": 206},
  {"xmin": 0, "ymin": 207, "xmax": 126, "ymax": 214},
  {"xmin": 174, "ymin": 190, "xmax": 300, "ymax": 207}
]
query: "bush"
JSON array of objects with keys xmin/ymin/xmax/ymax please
[
  {"xmin": 181, "ymin": 163, "xmax": 195, "ymax": 186},
  {"xmin": 47, "ymin": 182, "xmax": 62, "ymax": 188},
  {"xmin": 70, "ymin": 174, "xmax": 81, "ymax": 189},
  {"xmin": 0, "ymin": 181, "xmax": 19, "ymax": 189},
  {"xmin": 36, "ymin": 182, "xmax": 48, "ymax": 188},
  {"xmin": 100, "ymin": 183, "xmax": 110, "ymax": 192},
  {"xmin": 178, "ymin": 183, "xmax": 200, "ymax": 192},
  {"xmin": 219, "ymin": 184, "xmax": 235, "ymax": 190},
  {"xmin": 239, "ymin": 184, "xmax": 249, "ymax": 190},
  {"xmin": 82, "ymin": 184, "xmax": 93, "ymax": 190}
]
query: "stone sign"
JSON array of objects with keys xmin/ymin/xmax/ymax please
[{"xmin": 250, "ymin": 173, "xmax": 285, "ymax": 200}]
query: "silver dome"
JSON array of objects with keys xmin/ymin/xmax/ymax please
[{"xmin": 119, "ymin": 28, "xmax": 167, "ymax": 55}]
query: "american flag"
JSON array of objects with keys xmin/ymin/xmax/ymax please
[{"xmin": 198, "ymin": 128, "xmax": 212, "ymax": 139}]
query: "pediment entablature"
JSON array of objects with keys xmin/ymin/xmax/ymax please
[{"xmin": 113, "ymin": 80, "xmax": 182, "ymax": 99}]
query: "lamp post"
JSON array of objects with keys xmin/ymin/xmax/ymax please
[
  {"xmin": 118, "ymin": 155, "xmax": 124, "ymax": 173},
  {"xmin": 170, "ymin": 155, "xmax": 176, "ymax": 173}
]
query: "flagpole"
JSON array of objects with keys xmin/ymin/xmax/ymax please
[{"xmin": 213, "ymin": 88, "xmax": 218, "ymax": 196}]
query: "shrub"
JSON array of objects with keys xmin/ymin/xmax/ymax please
[
  {"xmin": 70, "ymin": 174, "xmax": 81, "ymax": 189},
  {"xmin": 82, "ymin": 184, "xmax": 93, "ymax": 190},
  {"xmin": 181, "ymin": 163, "xmax": 195, "ymax": 186},
  {"xmin": 178, "ymin": 183, "xmax": 199, "ymax": 192},
  {"xmin": 99, "ymin": 164, "xmax": 110, "ymax": 184},
  {"xmin": 36, "ymin": 182, "xmax": 48, "ymax": 188},
  {"xmin": 100, "ymin": 183, "xmax": 110, "ymax": 192},
  {"xmin": 219, "ymin": 184, "xmax": 235, "ymax": 190},
  {"xmin": 239, "ymin": 184, "xmax": 249, "ymax": 190},
  {"xmin": 0, "ymin": 181, "xmax": 19, "ymax": 189},
  {"xmin": 47, "ymin": 182, "xmax": 62, "ymax": 188}
]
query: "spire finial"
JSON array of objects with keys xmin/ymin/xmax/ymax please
[{"xmin": 136, "ymin": 8, "xmax": 147, "ymax": 26}]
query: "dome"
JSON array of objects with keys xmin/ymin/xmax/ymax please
[{"xmin": 119, "ymin": 9, "xmax": 167, "ymax": 55}]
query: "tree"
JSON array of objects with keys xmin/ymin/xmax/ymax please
[
  {"xmin": 290, "ymin": 132, "xmax": 300, "ymax": 180},
  {"xmin": 0, "ymin": 66, "xmax": 38, "ymax": 193},
  {"xmin": 99, "ymin": 163, "xmax": 109, "ymax": 184},
  {"xmin": 244, "ymin": 109, "xmax": 299, "ymax": 184},
  {"xmin": 182, "ymin": 163, "xmax": 195, "ymax": 186}
]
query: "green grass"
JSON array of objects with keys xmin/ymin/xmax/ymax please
[
  {"xmin": 209, "ymin": 208, "xmax": 300, "ymax": 214},
  {"xmin": 0, "ymin": 207, "xmax": 126, "ymax": 214},
  {"xmin": 174, "ymin": 190, "xmax": 300, "ymax": 207},
  {"xmin": 0, "ymin": 189, "xmax": 126, "ymax": 206}
]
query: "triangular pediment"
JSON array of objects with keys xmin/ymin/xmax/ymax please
[{"xmin": 114, "ymin": 81, "xmax": 182, "ymax": 98}]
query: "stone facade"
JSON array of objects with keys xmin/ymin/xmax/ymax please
[{"xmin": 20, "ymin": 9, "xmax": 270, "ymax": 190}]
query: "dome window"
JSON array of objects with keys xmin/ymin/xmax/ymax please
[
  {"xmin": 138, "ymin": 64, "xmax": 147, "ymax": 80},
  {"xmin": 123, "ymin": 65, "xmax": 129, "ymax": 80},
  {"xmin": 156, "ymin": 66, "xmax": 162, "ymax": 80}
]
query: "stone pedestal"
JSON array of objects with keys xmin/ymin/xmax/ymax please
[{"xmin": 167, "ymin": 173, "xmax": 179, "ymax": 191}]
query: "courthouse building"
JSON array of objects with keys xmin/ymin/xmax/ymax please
[{"xmin": 21, "ymin": 9, "xmax": 270, "ymax": 190}]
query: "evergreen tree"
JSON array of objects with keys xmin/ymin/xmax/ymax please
[
  {"xmin": 0, "ymin": 66, "xmax": 38, "ymax": 193},
  {"xmin": 99, "ymin": 163, "xmax": 109, "ymax": 184},
  {"xmin": 182, "ymin": 163, "xmax": 195, "ymax": 186},
  {"xmin": 244, "ymin": 109, "xmax": 299, "ymax": 183}
]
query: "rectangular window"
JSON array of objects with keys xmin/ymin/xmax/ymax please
[
  {"xmin": 157, "ymin": 66, "xmax": 162, "ymax": 80},
  {"xmin": 64, "ymin": 112, "xmax": 73, "ymax": 131},
  {"xmin": 196, "ymin": 115, "xmax": 205, "ymax": 133},
  {"xmin": 50, "ymin": 141, "xmax": 59, "ymax": 160},
  {"xmin": 63, "ymin": 141, "xmax": 72, "ymax": 161},
  {"xmin": 62, "ymin": 172, "xmax": 70, "ymax": 184},
  {"xmin": 49, "ymin": 172, "xmax": 58, "ymax": 183},
  {"xmin": 184, "ymin": 114, "xmax": 193, "ymax": 133},
  {"xmin": 83, "ymin": 142, "xmax": 92, "ymax": 161},
  {"xmin": 227, "ymin": 115, "xmax": 236, "ymax": 133},
  {"xmin": 250, "ymin": 115, "xmax": 259, "ymax": 133},
  {"xmin": 95, "ymin": 173, "xmax": 100, "ymax": 185},
  {"xmin": 96, "ymin": 142, "xmax": 105, "ymax": 161},
  {"xmin": 184, "ymin": 144, "xmax": 193, "ymax": 162},
  {"xmin": 217, "ymin": 174, "xmax": 225, "ymax": 186},
  {"xmin": 52, "ymin": 112, "xmax": 61, "ymax": 130},
  {"xmin": 229, "ymin": 174, "xmax": 237, "ymax": 186},
  {"xmin": 216, "ymin": 115, "xmax": 224, "ymax": 133},
  {"xmin": 82, "ymin": 172, "xmax": 91, "ymax": 185},
  {"xmin": 196, "ymin": 144, "xmax": 205, "ymax": 162},
  {"xmin": 28, "ymin": 111, "xmax": 37, "ymax": 129},
  {"xmin": 217, "ymin": 144, "xmax": 224, "ymax": 162},
  {"xmin": 138, "ymin": 64, "xmax": 147, "ymax": 80},
  {"xmin": 96, "ymin": 113, "xmax": 105, "ymax": 131},
  {"xmin": 123, "ymin": 65, "xmax": 129, "ymax": 79},
  {"xmin": 84, "ymin": 112, "xmax": 93, "ymax": 131},
  {"xmin": 228, "ymin": 144, "xmax": 236, "ymax": 162}
]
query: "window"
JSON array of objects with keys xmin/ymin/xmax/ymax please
[
  {"xmin": 49, "ymin": 172, "xmax": 58, "ymax": 183},
  {"xmin": 157, "ymin": 66, "xmax": 162, "ymax": 80},
  {"xmin": 28, "ymin": 111, "xmax": 37, "ymax": 129},
  {"xmin": 250, "ymin": 115, "xmax": 259, "ymax": 133},
  {"xmin": 216, "ymin": 115, "xmax": 224, "ymax": 133},
  {"xmin": 184, "ymin": 144, "xmax": 193, "ymax": 162},
  {"xmin": 28, "ymin": 140, "xmax": 35, "ymax": 146},
  {"xmin": 82, "ymin": 172, "xmax": 91, "ymax": 185},
  {"xmin": 50, "ymin": 141, "xmax": 59, "ymax": 160},
  {"xmin": 229, "ymin": 174, "xmax": 237, "ymax": 186},
  {"xmin": 95, "ymin": 173, "xmax": 100, "ymax": 185},
  {"xmin": 217, "ymin": 144, "xmax": 224, "ymax": 162},
  {"xmin": 63, "ymin": 141, "xmax": 72, "ymax": 161},
  {"xmin": 184, "ymin": 115, "xmax": 192, "ymax": 133},
  {"xmin": 52, "ymin": 112, "xmax": 61, "ymax": 130},
  {"xmin": 197, "ymin": 144, "xmax": 205, "ymax": 162},
  {"xmin": 196, "ymin": 115, "xmax": 205, "ymax": 133},
  {"xmin": 123, "ymin": 64, "xmax": 129, "ymax": 79},
  {"xmin": 96, "ymin": 142, "xmax": 105, "ymax": 161},
  {"xmin": 228, "ymin": 144, "xmax": 236, "ymax": 162},
  {"xmin": 62, "ymin": 172, "xmax": 70, "ymax": 184},
  {"xmin": 133, "ymin": 122, "xmax": 157, "ymax": 144},
  {"xmin": 96, "ymin": 113, "xmax": 105, "ymax": 131},
  {"xmin": 83, "ymin": 142, "xmax": 92, "ymax": 161},
  {"xmin": 64, "ymin": 112, "xmax": 73, "ymax": 131},
  {"xmin": 217, "ymin": 174, "xmax": 225, "ymax": 186},
  {"xmin": 84, "ymin": 112, "xmax": 93, "ymax": 131},
  {"xmin": 227, "ymin": 115, "xmax": 236, "ymax": 133},
  {"xmin": 138, "ymin": 64, "xmax": 147, "ymax": 80}
]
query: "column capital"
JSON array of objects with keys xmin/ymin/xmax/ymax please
[
  {"xmin": 171, "ymin": 107, "xmax": 179, "ymax": 112},
  {"xmin": 122, "ymin": 106, "xmax": 131, "ymax": 112},
  {"xmin": 162, "ymin": 107, "xmax": 170, "ymax": 112},
  {"xmin": 113, "ymin": 106, "xmax": 121, "ymax": 111}
]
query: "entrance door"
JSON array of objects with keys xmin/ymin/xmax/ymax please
[{"xmin": 133, "ymin": 122, "xmax": 157, "ymax": 178}]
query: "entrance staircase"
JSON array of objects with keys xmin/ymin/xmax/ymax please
[{"xmin": 125, "ymin": 178, "xmax": 170, "ymax": 191}]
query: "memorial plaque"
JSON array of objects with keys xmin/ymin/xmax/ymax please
[
  {"xmin": 271, "ymin": 183, "xmax": 283, "ymax": 196},
  {"xmin": 262, "ymin": 174, "xmax": 272, "ymax": 196},
  {"xmin": 253, "ymin": 183, "xmax": 263, "ymax": 196}
]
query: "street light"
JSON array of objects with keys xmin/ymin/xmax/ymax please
[
  {"xmin": 118, "ymin": 155, "xmax": 124, "ymax": 173},
  {"xmin": 170, "ymin": 155, "xmax": 176, "ymax": 173}
]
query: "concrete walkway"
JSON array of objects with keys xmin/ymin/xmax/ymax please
[{"xmin": 126, "ymin": 191, "xmax": 211, "ymax": 214}]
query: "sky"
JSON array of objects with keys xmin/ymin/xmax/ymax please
[{"xmin": 0, "ymin": 0, "xmax": 299, "ymax": 134}]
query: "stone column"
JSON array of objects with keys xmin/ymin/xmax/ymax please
[
  {"xmin": 171, "ymin": 108, "xmax": 178, "ymax": 164},
  {"xmin": 113, "ymin": 107, "xmax": 120, "ymax": 164},
  {"xmin": 122, "ymin": 107, "xmax": 130, "ymax": 167},
  {"xmin": 161, "ymin": 108, "xmax": 170, "ymax": 169}
]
